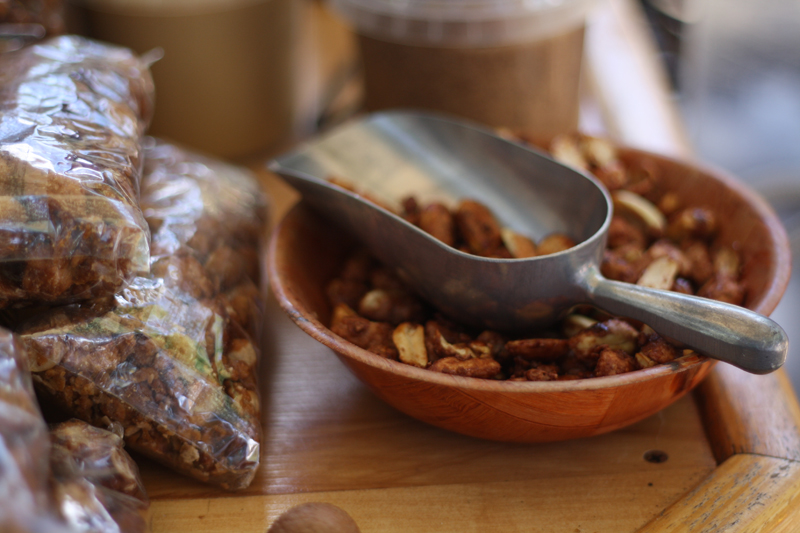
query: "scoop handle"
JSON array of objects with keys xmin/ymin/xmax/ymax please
[{"xmin": 581, "ymin": 267, "xmax": 788, "ymax": 374}]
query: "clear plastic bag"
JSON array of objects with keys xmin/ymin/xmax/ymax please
[
  {"xmin": 141, "ymin": 137, "xmax": 266, "ymax": 339},
  {"xmin": 49, "ymin": 419, "xmax": 150, "ymax": 533},
  {"xmin": 21, "ymin": 140, "xmax": 266, "ymax": 489},
  {"xmin": 0, "ymin": 0, "xmax": 66, "ymax": 36},
  {"xmin": 0, "ymin": 35, "xmax": 154, "ymax": 307},
  {"xmin": 0, "ymin": 328, "xmax": 71, "ymax": 533}
]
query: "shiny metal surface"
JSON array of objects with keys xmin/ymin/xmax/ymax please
[{"xmin": 269, "ymin": 111, "xmax": 787, "ymax": 374}]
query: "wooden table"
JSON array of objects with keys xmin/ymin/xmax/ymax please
[{"xmin": 141, "ymin": 0, "xmax": 800, "ymax": 530}]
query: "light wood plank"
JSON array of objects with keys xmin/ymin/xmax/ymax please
[
  {"xmin": 640, "ymin": 453, "xmax": 800, "ymax": 533},
  {"xmin": 151, "ymin": 467, "xmax": 714, "ymax": 533},
  {"xmin": 694, "ymin": 365, "xmax": 800, "ymax": 463}
]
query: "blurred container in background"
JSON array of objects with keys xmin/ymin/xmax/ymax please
[
  {"xmin": 330, "ymin": 0, "xmax": 595, "ymax": 139},
  {"xmin": 69, "ymin": 0, "xmax": 297, "ymax": 159},
  {"xmin": 679, "ymin": 0, "xmax": 800, "ymax": 192},
  {"xmin": 675, "ymin": 0, "xmax": 800, "ymax": 386}
]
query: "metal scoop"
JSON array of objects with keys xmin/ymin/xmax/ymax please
[{"xmin": 269, "ymin": 111, "xmax": 787, "ymax": 374}]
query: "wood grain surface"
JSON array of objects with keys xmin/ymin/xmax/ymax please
[
  {"xmin": 639, "ymin": 453, "xmax": 800, "ymax": 533},
  {"xmin": 695, "ymin": 366, "xmax": 800, "ymax": 463}
]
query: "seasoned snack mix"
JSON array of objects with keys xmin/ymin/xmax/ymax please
[
  {"xmin": 0, "ymin": 325, "xmax": 149, "ymax": 532},
  {"xmin": 0, "ymin": 328, "xmax": 68, "ymax": 532},
  {"xmin": 49, "ymin": 419, "xmax": 150, "ymax": 533},
  {"xmin": 0, "ymin": 35, "xmax": 154, "ymax": 308},
  {"xmin": 20, "ymin": 140, "xmax": 267, "ymax": 490},
  {"xmin": 326, "ymin": 134, "xmax": 745, "ymax": 381}
]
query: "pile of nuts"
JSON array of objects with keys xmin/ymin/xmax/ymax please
[{"xmin": 324, "ymin": 133, "xmax": 744, "ymax": 381}]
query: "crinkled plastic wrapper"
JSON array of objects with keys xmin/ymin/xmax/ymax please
[
  {"xmin": 49, "ymin": 419, "xmax": 150, "ymax": 533},
  {"xmin": 0, "ymin": 35, "xmax": 153, "ymax": 307},
  {"xmin": 141, "ymin": 137, "xmax": 266, "ymax": 339},
  {"xmin": 0, "ymin": 328, "xmax": 71, "ymax": 533},
  {"xmin": 0, "ymin": 0, "xmax": 66, "ymax": 36},
  {"xmin": 21, "ymin": 139, "xmax": 267, "ymax": 490}
]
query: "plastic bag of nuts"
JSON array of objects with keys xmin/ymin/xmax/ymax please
[
  {"xmin": 49, "ymin": 419, "xmax": 150, "ymax": 533},
  {"xmin": 19, "ymin": 140, "xmax": 267, "ymax": 490},
  {"xmin": 0, "ymin": 35, "xmax": 154, "ymax": 308},
  {"xmin": 0, "ymin": 327, "xmax": 72, "ymax": 533}
]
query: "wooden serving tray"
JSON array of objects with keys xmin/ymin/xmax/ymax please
[
  {"xmin": 138, "ymin": 167, "xmax": 800, "ymax": 533},
  {"xmin": 139, "ymin": 1, "xmax": 800, "ymax": 530}
]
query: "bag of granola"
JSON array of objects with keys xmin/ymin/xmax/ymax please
[
  {"xmin": 20, "ymin": 140, "xmax": 266, "ymax": 489},
  {"xmin": 49, "ymin": 419, "xmax": 150, "ymax": 533},
  {"xmin": 0, "ymin": 328, "xmax": 72, "ymax": 533},
  {"xmin": 0, "ymin": 35, "xmax": 154, "ymax": 308}
]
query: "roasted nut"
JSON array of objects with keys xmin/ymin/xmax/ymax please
[
  {"xmin": 646, "ymin": 240, "xmax": 692, "ymax": 275},
  {"xmin": 393, "ymin": 323, "xmax": 428, "ymax": 368},
  {"xmin": 595, "ymin": 348, "xmax": 636, "ymax": 376},
  {"xmin": 424, "ymin": 320, "xmax": 473, "ymax": 362},
  {"xmin": 369, "ymin": 267, "xmax": 407, "ymax": 291},
  {"xmin": 713, "ymin": 247, "xmax": 741, "ymax": 278},
  {"xmin": 637, "ymin": 256, "xmax": 680, "ymax": 290},
  {"xmin": 613, "ymin": 190, "xmax": 666, "ymax": 236},
  {"xmin": 525, "ymin": 364, "xmax": 560, "ymax": 381},
  {"xmin": 401, "ymin": 196, "xmax": 421, "ymax": 226},
  {"xmin": 682, "ymin": 240, "xmax": 714, "ymax": 286},
  {"xmin": 623, "ymin": 158, "xmax": 660, "ymax": 199},
  {"xmin": 501, "ymin": 228, "xmax": 537, "ymax": 258},
  {"xmin": 419, "ymin": 203, "xmax": 456, "ymax": 247},
  {"xmin": 330, "ymin": 303, "xmax": 398, "ymax": 360},
  {"xmin": 326, "ymin": 278, "xmax": 369, "ymax": 309},
  {"xmin": 357, "ymin": 288, "xmax": 426, "ymax": 325},
  {"xmin": 569, "ymin": 319, "xmax": 639, "ymax": 361},
  {"xmin": 698, "ymin": 275, "xmax": 746, "ymax": 306},
  {"xmin": 550, "ymin": 134, "xmax": 589, "ymax": 170},
  {"xmin": 607, "ymin": 216, "xmax": 647, "ymax": 249},
  {"xmin": 593, "ymin": 160, "xmax": 628, "ymax": 191},
  {"xmin": 454, "ymin": 199, "xmax": 504, "ymax": 256},
  {"xmin": 635, "ymin": 352, "xmax": 657, "ymax": 369},
  {"xmin": 429, "ymin": 356, "xmax": 501, "ymax": 378},
  {"xmin": 432, "ymin": 331, "xmax": 483, "ymax": 362},
  {"xmin": 339, "ymin": 250, "xmax": 375, "ymax": 283},
  {"xmin": 475, "ymin": 330, "xmax": 508, "ymax": 360},
  {"xmin": 562, "ymin": 313, "xmax": 598, "ymax": 338},
  {"xmin": 582, "ymin": 136, "xmax": 618, "ymax": 169},
  {"xmin": 672, "ymin": 278, "xmax": 694, "ymax": 295},
  {"xmin": 602, "ymin": 246, "xmax": 646, "ymax": 283},
  {"xmin": 506, "ymin": 338, "xmax": 569, "ymax": 362},
  {"xmin": 667, "ymin": 207, "xmax": 717, "ymax": 241},
  {"xmin": 638, "ymin": 336, "xmax": 680, "ymax": 364},
  {"xmin": 536, "ymin": 234, "xmax": 576, "ymax": 256}
]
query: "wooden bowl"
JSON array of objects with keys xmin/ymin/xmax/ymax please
[{"xmin": 267, "ymin": 147, "xmax": 791, "ymax": 442}]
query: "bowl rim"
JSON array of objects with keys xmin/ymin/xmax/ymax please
[{"xmin": 267, "ymin": 146, "xmax": 792, "ymax": 393}]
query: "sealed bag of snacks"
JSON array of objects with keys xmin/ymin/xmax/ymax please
[
  {"xmin": 21, "ymin": 139, "xmax": 267, "ymax": 489},
  {"xmin": 0, "ymin": 0, "xmax": 65, "ymax": 36},
  {"xmin": 49, "ymin": 419, "xmax": 150, "ymax": 533},
  {"xmin": 0, "ymin": 35, "xmax": 154, "ymax": 307},
  {"xmin": 0, "ymin": 328, "xmax": 71, "ymax": 532}
]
